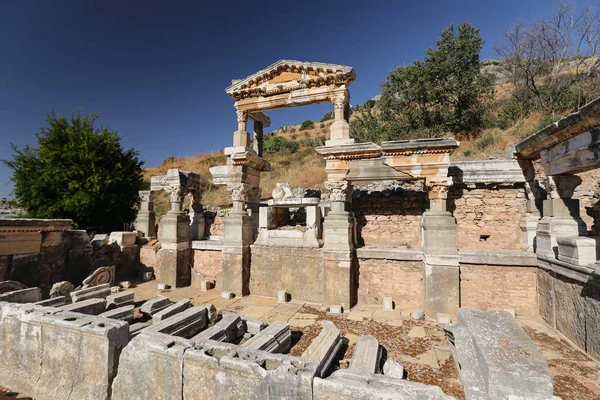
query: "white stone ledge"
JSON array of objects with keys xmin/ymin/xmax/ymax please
[
  {"xmin": 537, "ymin": 255, "xmax": 596, "ymax": 283},
  {"xmin": 458, "ymin": 251, "xmax": 538, "ymax": 267},
  {"xmin": 356, "ymin": 247, "xmax": 423, "ymax": 261},
  {"xmin": 191, "ymin": 240, "xmax": 224, "ymax": 251}
]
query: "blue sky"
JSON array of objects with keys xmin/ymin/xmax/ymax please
[{"xmin": 0, "ymin": 0, "xmax": 578, "ymax": 198}]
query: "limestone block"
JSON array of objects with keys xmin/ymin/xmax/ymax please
[
  {"xmin": 221, "ymin": 291, "xmax": 234, "ymax": 299},
  {"xmin": 140, "ymin": 296, "xmax": 174, "ymax": 316},
  {"xmin": 557, "ymin": 236, "xmax": 599, "ymax": 266},
  {"xmin": 61, "ymin": 298, "xmax": 106, "ymax": 315},
  {"xmin": 301, "ymin": 321, "xmax": 342, "ymax": 377},
  {"xmin": 0, "ymin": 302, "xmax": 128, "ymax": 400},
  {"xmin": 152, "ymin": 299, "xmax": 191, "ymax": 323},
  {"xmin": 105, "ymin": 291, "xmax": 134, "ymax": 310},
  {"xmin": 313, "ymin": 369, "xmax": 452, "ymax": 399},
  {"xmin": 111, "ymin": 332, "xmax": 191, "ymax": 400},
  {"xmin": 383, "ymin": 357, "xmax": 405, "ymax": 379},
  {"xmin": 520, "ymin": 213, "xmax": 540, "ymax": 251},
  {"xmin": 183, "ymin": 341, "xmax": 318, "ymax": 400},
  {"xmin": 0, "ymin": 287, "xmax": 41, "ymax": 303},
  {"xmin": 70, "ymin": 283, "xmax": 111, "ymax": 303},
  {"xmin": 108, "ymin": 231, "xmax": 137, "ymax": 247},
  {"xmin": 383, "ymin": 297, "xmax": 394, "ymax": 311},
  {"xmin": 329, "ymin": 305, "xmax": 343, "ymax": 314},
  {"xmin": 200, "ymin": 279, "xmax": 214, "ymax": 291},
  {"xmin": 191, "ymin": 312, "xmax": 245, "ymax": 342},
  {"xmin": 34, "ymin": 296, "xmax": 67, "ymax": 307},
  {"xmin": 242, "ymin": 322, "xmax": 291, "ymax": 353},
  {"xmin": 129, "ymin": 322, "xmax": 149, "ymax": 338},
  {"xmin": 448, "ymin": 309, "xmax": 553, "ymax": 399},
  {"xmin": 0, "ymin": 232, "xmax": 41, "ymax": 256},
  {"xmin": 244, "ymin": 317, "xmax": 268, "ymax": 335},
  {"xmin": 436, "ymin": 313, "xmax": 451, "ymax": 324},
  {"xmin": 99, "ymin": 304, "xmax": 134, "ymax": 322},
  {"xmin": 146, "ymin": 306, "xmax": 208, "ymax": 338},
  {"xmin": 155, "ymin": 247, "xmax": 191, "ymax": 288},
  {"xmin": 91, "ymin": 234, "xmax": 109, "ymax": 248},
  {"xmin": 411, "ymin": 310, "xmax": 425, "ymax": 320},
  {"xmin": 202, "ymin": 303, "xmax": 218, "ymax": 323},
  {"xmin": 350, "ymin": 335, "xmax": 381, "ymax": 374},
  {"xmin": 278, "ymin": 289, "xmax": 289, "ymax": 303}
]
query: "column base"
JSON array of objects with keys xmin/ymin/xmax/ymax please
[
  {"xmin": 322, "ymin": 211, "xmax": 354, "ymax": 252},
  {"xmin": 156, "ymin": 247, "xmax": 191, "ymax": 288},
  {"xmin": 221, "ymin": 212, "xmax": 255, "ymax": 297},
  {"xmin": 520, "ymin": 213, "xmax": 540, "ymax": 252},
  {"xmin": 322, "ymin": 250, "xmax": 358, "ymax": 310},
  {"xmin": 421, "ymin": 211, "xmax": 457, "ymax": 255},
  {"xmin": 536, "ymin": 199, "xmax": 587, "ymax": 258}
]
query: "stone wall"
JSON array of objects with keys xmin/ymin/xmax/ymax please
[
  {"xmin": 192, "ymin": 249, "xmax": 222, "ymax": 290},
  {"xmin": 450, "ymin": 184, "xmax": 527, "ymax": 251},
  {"xmin": 356, "ymin": 258, "xmax": 424, "ymax": 311},
  {"xmin": 459, "ymin": 264, "xmax": 538, "ymax": 317},
  {"xmin": 204, "ymin": 210, "xmax": 225, "ymax": 237},
  {"xmin": 352, "ymin": 186, "xmax": 427, "ymax": 249},
  {"xmin": 537, "ymin": 261, "xmax": 600, "ymax": 360}
]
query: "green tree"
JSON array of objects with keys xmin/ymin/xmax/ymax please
[
  {"xmin": 321, "ymin": 110, "xmax": 334, "ymax": 121},
  {"xmin": 376, "ymin": 23, "xmax": 494, "ymax": 138},
  {"xmin": 300, "ymin": 120, "xmax": 314, "ymax": 130},
  {"xmin": 263, "ymin": 135, "xmax": 298, "ymax": 154},
  {"xmin": 3, "ymin": 112, "xmax": 144, "ymax": 232}
]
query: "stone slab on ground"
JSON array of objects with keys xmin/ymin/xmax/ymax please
[
  {"xmin": 0, "ymin": 287, "xmax": 41, "ymax": 303},
  {"xmin": 153, "ymin": 299, "xmax": 191, "ymax": 323},
  {"xmin": 242, "ymin": 321, "xmax": 291, "ymax": 353},
  {"xmin": 129, "ymin": 322, "xmax": 149, "ymax": 338},
  {"xmin": 301, "ymin": 321, "xmax": 342, "ymax": 378},
  {"xmin": 349, "ymin": 335, "xmax": 381, "ymax": 374},
  {"xmin": 0, "ymin": 302, "xmax": 128, "ymax": 400},
  {"xmin": 446, "ymin": 309, "xmax": 553, "ymax": 399},
  {"xmin": 70, "ymin": 283, "xmax": 111, "ymax": 303},
  {"xmin": 34, "ymin": 296, "xmax": 67, "ymax": 307},
  {"xmin": 313, "ymin": 369, "xmax": 453, "ymax": 399},
  {"xmin": 99, "ymin": 304, "xmax": 134, "ymax": 322},
  {"xmin": 60, "ymin": 298, "xmax": 106, "ymax": 315},
  {"xmin": 243, "ymin": 317, "xmax": 268, "ymax": 335},
  {"xmin": 139, "ymin": 296, "xmax": 174, "ymax": 316},
  {"xmin": 191, "ymin": 312, "xmax": 245, "ymax": 342},
  {"xmin": 105, "ymin": 291, "xmax": 134, "ymax": 310},
  {"xmin": 146, "ymin": 306, "xmax": 208, "ymax": 338}
]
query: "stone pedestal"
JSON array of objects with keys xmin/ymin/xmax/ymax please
[
  {"xmin": 322, "ymin": 211, "xmax": 354, "ymax": 252},
  {"xmin": 136, "ymin": 190, "xmax": 156, "ymax": 238},
  {"xmin": 421, "ymin": 210, "xmax": 459, "ymax": 321},
  {"xmin": 322, "ymin": 249, "xmax": 357, "ymax": 310},
  {"xmin": 157, "ymin": 211, "xmax": 192, "ymax": 288},
  {"xmin": 536, "ymin": 199, "xmax": 587, "ymax": 258},
  {"xmin": 557, "ymin": 236, "xmax": 600, "ymax": 266},
  {"xmin": 221, "ymin": 211, "xmax": 254, "ymax": 297},
  {"xmin": 520, "ymin": 201, "xmax": 542, "ymax": 252},
  {"xmin": 189, "ymin": 203, "xmax": 205, "ymax": 240}
]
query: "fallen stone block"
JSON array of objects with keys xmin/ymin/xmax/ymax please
[
  {"xmin": 153, "ymin": 298, "xmax": 191, "ymax": 323},
  {"xmin": 129, "ymin": 322, "xmax": 149, "ymax": 338},
  {"xmin": 106, "ymin": 291, "xmax": 134, "ymax": 310},
  {"xmin": 99, "ymin": 304, "xmax": 134, "ymax": 322},
  {"xmin": 243, "ymin": 317, "xmax": 268, "ymax": 335},
  {"xmin": 221, "ymin": 291, "xmax": 234, "ymax": 299},
  {"xmin": 383, "ymin": 357, "xmax": 405, "ymax": 379},
  {"xmin": 191, "ymin": 312, "xmax": 245, "ymax": 342},
  {"xmin": 411, "ymin": 310, "xmax": 425, "ymax": 320},
  {"xmin": 183, "ymin": 340, "xmax": 318, "ymax": 400},
  {"xmin": 242, "ymin": 321, "xmax": 291, "ymax": 353},
  {"xmin": 557, "ymin": 235, "xmax": 600, "ymax": 266},
  {"xmin": 70, "ymin": 283, "xmax": 111, "ymax": 303},
  {"xmin": 446, "ymin": 309, "xmax": 554, "ymax": 399},
  {"xmin": 329, "ymin": 304, "xmax": 343, "ymax": 314},
  {"xmin": 34, "ymin": 296, "xmax": 67, "ymax": 307},
  {"xmin": 0, "ymin": 287, "xmax": 42, "ymax": 303},
  {"xmin": 200, "ymin": 279, "xmax": 214, "ymax": 291},
  {"xmin": 278, "ymin": 289, "xmax": 289, "ymax": 303},
  {"xmin": 350, "ymin": 335, "xmax": 381, "ymax": 374},
  {"xmin": 139, "ymin": 295, "xmax": 173, "ymax": 316},
  {"xmin": 383, "ymin": 297, "xmax": 394, "ymax": 310},
  {"xmin": 0, "ymin": 302, "xmax": 129, "ymax": 400},
  {"xmin": 111, "ymin": 332, "xmax": 191, "ymax": 400},
  {"xmin": 313, "ymin": 369, "xmax": 452, "ymax": 400},
  {"xmin": 146, "ymin": 306, "xmax": 208, "ymax": 338},
  {"xmin": 437, "ymin": 313, "xmax": 451, "ymax": 324},
  {"xmin": 108, "ymin": 231, "xmax": 137, "ymax": 247},
  {"xmin": 301, "ymin": 321, "xmax": 342, "ymax": 377},
  {"xmin": 61, "ymin": 298, "xmax": 106, "ymax": 315}
]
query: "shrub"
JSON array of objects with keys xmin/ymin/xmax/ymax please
[
  {"xmin": 321, "ymin": 111, "xmax": 334, "ymax": 121},
  {"xmin": 263, "ymin": 135, "xmax": 299, "ymax": 154},
  {"xmin": 300, "ymin": 120, "xmax": 314, "ymax": 130},
  {"xmin": 463, "ymin": 150, "xmax": 473, "ymax": 157},
  {"xmin": 476, "ymin": 130, "xmax": 497, "ymax": 149}
]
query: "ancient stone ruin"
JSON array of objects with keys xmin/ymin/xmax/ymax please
[{"xmin": 1, "ymin": 60, "xmax": 600, "ymax": 399}]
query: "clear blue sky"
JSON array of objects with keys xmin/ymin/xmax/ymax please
[{"xmin": 0, "ymin": 0, "xmax": 576, "ymax": 198}]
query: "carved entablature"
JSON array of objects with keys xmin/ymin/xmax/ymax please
[
  {"xmin": 150, "ymin": 169, "xmax": 201, "ymax": 203},
  {"xmin": 226, "ymin": 60, "xmax": 355, "ymax": 112}
]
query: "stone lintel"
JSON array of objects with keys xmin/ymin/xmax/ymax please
[
  {"xmin": 242, "ymin": 322, "xmax": 291, "ymax": 353},
  {"xmin": 99, "ymin": 304, "xmax": 134, "ymax": 322},
  {"xmin": 70, "ymin": 283, "xmax": 111, "ymax": 303},
  {"xmin": 153, "ymin": 299, "xmax": 191, "ymax": 323},
  {"xmin": 140, "ymin": 296, "xmax": 174, "ymax": 316},
  {"xmin": 146, "ymin": 306, "xmax": 208, "ymax": 338},
  {"xmin": 449, "ymin": 159, "xmax": 526, "ymax": 184},
  {"xmin": 61, "ymin": 298, "xmax": 106, "ymax": 315},
  {"xmin": 0, "ymin": 287, "xmax": 42, "ymax": 303},
  {"xmin": 349, "ymin": 335, "xmax": 381, "ymax": 374},
  {"xmin": 302, "ymin": 321, "xmax": 342, "ymax": 377}
]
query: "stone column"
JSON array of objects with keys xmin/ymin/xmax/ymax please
[
  {"xmin": 188, "ymin": 190, "xmax": 205, "ymax": 240},
  {"xmin": 536, "ymin": 175, "xmax": 587, "ymax": 258},
  {"xmin": 520, "ymin": 180, "xmax": 543, "ymax": 251},
  {"xmin": 135, "ymin": 190, "xmax": 156, "ymax": 238},
  {"xmin": 221, "ymin": 183, "xmax": 254, "ymax": 297},
  {"xmin": 326, "ymin": 89, "xmax": 355, "ymax": 146},
  {"xmin": 233, "ymin": 110, "xmax": 250, "ymax": 148},
  {"xmin": 253, "ymin": 120, "xmax": 264, "ymax": 158},
  {"xmin": 157, "ymin": 185, "xmax": 192, "ymax": 288},
  {"xmin": 422, "ymin": 177, "xmax": 459, "ymax": 322},
  {"xmin": 322, "ymin": 180, "xmax": 357, "ymax": 310}
]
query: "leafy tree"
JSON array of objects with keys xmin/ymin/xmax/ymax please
[
  {"xmin": 350, "ymin": 109, "xmax": 395, "ymax": 143},
  {"xmin": 263, "ymin": 135, "xmax": 298, "ymax": 154},
  {"xmin": 375, "ymin": 23, "xmax": 494, "ymax": 139},
  {"xmin": 3, "ymin": 112, "xmax": 144, "ymax": 232},
  {"xmin": 321, "ymin": 111, "xmax": 334, "ymax": 121},
  {"xmin": 300, "ymin": 120, "xmax": 314, "ymax": 130}
]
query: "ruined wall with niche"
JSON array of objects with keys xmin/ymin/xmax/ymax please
[
  {"xmin": 459, "ymin": 264, "xmax": 538, "ymax": 317},
  {"xmin": 449, "ymin": 184, "xmax": 527, "ymax": 251},
  {"xmin": 352, "ymin": 183, "xmax": 427, "ymax": 250}
]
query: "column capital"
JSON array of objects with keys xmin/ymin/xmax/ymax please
[
  {"xmin": 324, "ymin": 180, "xmax": 351, "ymax": 202},
  {"xmin": 166, "ymin": 185, "xmax": 185, "ymax": 204},
  {"xmin": 541, "ymin": 175, "xmax": 582, "ymax": 199},
  {"xmin": 227, "ymin": 183, "xmax": 249, "ymax": 203},
  {"xmin": 425, "ymin": 177, "xmax": 453, "ymax": 200},
  {"xmin": 139, "ymin": 190, "xmax": 154, "ymax": 203},
  {"xmin": 331, "ymin": 89, "xmax": 349, "ymax": 110},
  {"xmin": 236, "ymin": 109, "xmax": 248, "ymax": 123}
]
